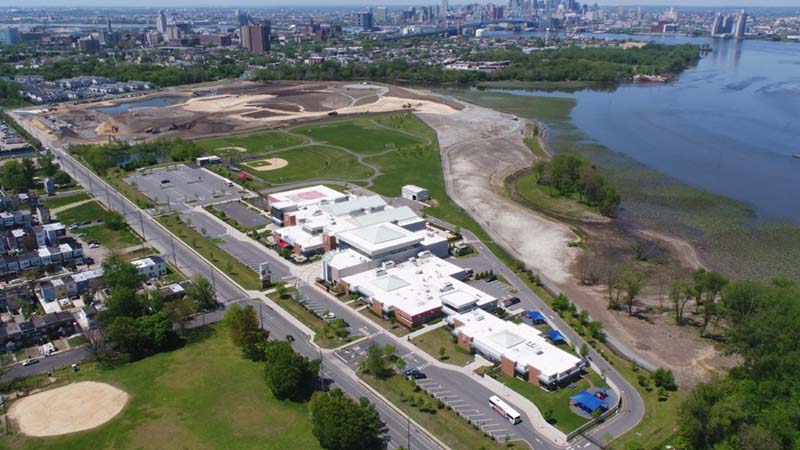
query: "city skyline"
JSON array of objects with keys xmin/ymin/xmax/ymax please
[{"xmin": 1, "ymin": 1, "xmax": 799, "ymax": 7}]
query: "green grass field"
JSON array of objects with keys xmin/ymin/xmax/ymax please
[
  {"xmin": 0, "ymin": 327, "xmax": 321, "ymax": 450},
  {"xmin": 43, "ymin": 192, "xmax": 91, "ymax": 209},
  {"xmin": 156, "ymin": 214, "xmax": 261, "ymax": 290},
  {"xmin": 196, "ymin": 130, "xmax": 306, "ymax": 157},
  {"xmin": 268, "ymin": 291, "xmax": 360, "ymax": 349},
  {"xmin": 56, "ymin": 201, "xmax": 141, "ymax": 250},
  {"xmin": 291, "ymin": 118, "xmax": 425, "ymax": 155},
  {"xmin": 411, "ymin": 326, "xmax": 474, "ymax": 366},
  {"xmin": 246, "ymin": 145, "xmax": 373, "ymax": 183}
]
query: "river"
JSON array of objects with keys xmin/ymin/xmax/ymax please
[{"xmin": 485, "ymin": 35, "xmax": 800, "ymax": 223}]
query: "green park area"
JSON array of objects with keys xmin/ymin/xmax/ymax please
[
  {"xmin": 56, "ymin": 201, "xmax": 141, "ymax": 251},
  {"xmin": 244, "ymin": 145, "xmax": 373, "ymax": 184},
  {"xmin": 156, "ymin": 214, "xmax": 260, "ymax": 290},
  {"xmin": 0, "ymin": 327, "xmax": 321, "ymax": 450},
  {"xmin": 411, "ymin": 326, "xmax": 474, "ymax": 366},
  {"xmin": 196, "ymin": 130, "xmax": 306, "ymax": 157},
  {"xmin": 291, "ymin": 117, "xmax": 425, "ymax": 155}
]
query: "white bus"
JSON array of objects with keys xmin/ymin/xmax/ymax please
[{"xmin": 489, "ymin": 395, "xmax": 522, "ymax": 425}]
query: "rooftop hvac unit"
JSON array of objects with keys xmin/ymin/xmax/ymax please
[
  {"xmin": 383, "ymin": 261, "xmax": 396, "ymax": 269},
  {"xmin": 376, "ymin": 268, "xmax": 387, "ymax": 277}
]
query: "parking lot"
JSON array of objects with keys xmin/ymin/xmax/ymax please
[
  {"xmin": 126, "ymin": 165, "xmax": 242, "ymax": 211},
  {"xmin": 212, "ymin": 201, "xmax": 269, "ymax": 229}
]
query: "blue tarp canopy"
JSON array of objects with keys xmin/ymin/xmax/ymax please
[
  {"xmin": 547, "ymin": 330, "xmax": 566, "ymax": 343},
  {"xmin": 571, "ymin": 391, "xmax": 608, "ymax": 414},
  {"xmin": 527, "ymin": 310, "xmax": 546, "ymax": 322}
]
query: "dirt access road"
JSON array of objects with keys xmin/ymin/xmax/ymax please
[{"xmin": 417, "ymin": 94, "xmax": 727, "ymax": 386}]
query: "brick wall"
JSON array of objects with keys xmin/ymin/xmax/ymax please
[
  {"xmin": 525, "ymin": 365, "xmax": 541, "ymax": 385},
  {"xmin": 371, "ymin": 299, "xmax": 383, "ymax": 317},
  {"xmin": 457, "ymin": 331, "xmax": 473, "ymax": 352},
  {"xmin": 284, "ymin": 214, "xmax": 297, "ymax": 226},
  {"xmin": 323, "ymin": 233, "xmax": 337, "ymax": 252},
  {"xmin": 500, "ymin": 355, "xmax": 516, "ymax": 377}
]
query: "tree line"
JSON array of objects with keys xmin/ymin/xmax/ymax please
[
  {"xmin": 678, "ymin": 278, "xmax": 800, "ymax": 450},
  {"xmin": 0, "ymin": 153, "xmax": 72, "ymax": 193},
  {"xmin": 222, "ymin": 301, "xmax": 386, "ymax": 450},
  {"xmin": 86, "ymin": 257, "xmax": 218, "ymax": 363},
  {"xmin": 532, "ymin": 152, "xmax": 621, "ymax": 217},
  {"xmin": 254, "ymin": 43, "xmax": 699, "ymax": 85},
  {"xmin": 71, "ymin": 138, "xmax": 205, "ymax": 174}
]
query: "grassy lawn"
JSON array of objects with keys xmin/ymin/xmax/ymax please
[
  {"xmin": 56, "ymin": 201, "xmax": 141, "ymax": 250},
  {"xmin": 268, "ymin": 291, "xmax": 359, "ymax": 349},
  {"xmin": 362, "ymin": 373, "xmax": 525, "ymax": 450},
  {"xmin": 246, "ymin": 145, "xmax": 373, "ymax": 184},
  {"xmin": 411, "ymin": 326, "xmax": 474, "ymax": 366},
  {"xmin": 156, "ymin": 214, "xmax": 261, "ymax": 290},
  {"xmin": 196, "ymin": 130, "xmax": 306, "ymax": 157},
  {"xmin": 79, "ymin": 224, "xmax": 141, "ymax": 250},
  {"xmin": 488, "ymin": 370, "xmax": 606, "ymax": 434},
  {"xmin": 291, "ymin": 118, "xmax": 424, "ymax": 155},
  {"xmin": 0, "ymin": 327, "xmax": 321, "ymax": 450},
  {"xmin": 66, "ymin": 335, "xmax": 86, "ymax": 347},
  {"xmin": 43, "ymin": 192, "xmax": 91, "ymax": 209},
  {"xmin": 512, "ymin": 171, "xmax": 599, "ymax": 221},
  {"xmin": 359, "ymin": 308, "xmax": 411, "ymax": 337}
]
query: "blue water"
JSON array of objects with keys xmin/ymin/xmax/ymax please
[
  {"xmin": 490, "ymin": 37, "xmax": 800, "ymax": 223},
  {"xmin": 96, "ymin": 96, "xmax": 182, "ymax": 114}
]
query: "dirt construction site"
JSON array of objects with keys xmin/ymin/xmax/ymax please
[{"xmin": 14, "ymin": 80, "xmax": 460, "ymax": 146}]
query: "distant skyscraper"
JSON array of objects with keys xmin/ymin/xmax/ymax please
[
  {"xmin": 374, "ymin": 7, "xmax": 388, "ymax": 23},
  {"xmin": 156, "ymin": 10, "xmax": 167, "ymax": 33},
  {"xmin": 240, "ymin": 22, "xmax": 271, "ymax": 54},
  {"xmin": 734, "ymin": 10, "xmax": 747, "ymax": 39},
  {"xmin": 441, "ymin": 0, "xmax": 448, "ymax": 14},
  {"xmin": 0, "ymin": 27, "xmax": 19, "ymax": 45},
  {"xmin": 236, "ymin": 9, "xmax": 251, "ymax": 27},
  {"xmin": 711, "ymin": 13, "xmax": 724, "ymax": 36},
  {"xmin": 355, "ymin": 12, "xmax": 374, "ymax": 31}
]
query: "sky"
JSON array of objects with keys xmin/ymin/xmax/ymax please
[{"xmin": 3, "ymin": 1, "xmax": 800, "ymax": 6}]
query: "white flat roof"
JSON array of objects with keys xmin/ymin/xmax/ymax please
[
  {"xmin": 338, "ymin": 222, "xmax": 422, "ymax": 257},
  {"xmin": 343, "ymin": 254, "xmax": 485, "ymax": 317},
  {"xmin": 323, "ymin": 248, "xmax": 372, "ymax": 271},
  {"xmin": 454, "ymin": 309, "xmax": 582, "ymax": 379},
  {"xmin": 267, "ymin": 185, "xmax": 347, "ymax": 209}
]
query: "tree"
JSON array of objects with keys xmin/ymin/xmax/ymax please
[
  {"xmin": 263, "ymin": 341, "xmax": 318, "ymax": 400},
  {"xmin": 669, "ymin": 278, "xmax": 692, "ymax": 325},
  {"xmin": 652, "ymin": 368, "xmax": 677, "ymax": 391},
  {"xmin": 309, "ymin": 389, "xmax": 385, "ymax": 450},
  {"xmin": 364, "ymin": 342, "xmax": 387, "ymax": 378},
  {"xmin": 83, "ymin": 328, "xmax": 112, "ymax": 362},
  {"xmin": 38, "ymin": 152, "xmax": 58, "ymax": 177},
  {"xmin": 102, "ymin": 257, "xmax": 144, "ymax": 291},
  {"xmin": 619, "ymin": 266, "xmax": 645, "ymax": 316},
  {"xmin": 0, "ymin": 159, "xmax": 34, "ymax": 192},
  {"xmin": 163, "ymin": 295, "xmax": 197, "ymax": 331},
  {"xmin": 106, "ymin": 316, "xmax": 144, "ymax": 359},
  {"xmin": 186, "ymin": 275, "xmax": 216, "ymax": 311},
  {"xmin": 103, "ymin": 286, "xmax": 145, "ymax": 320},
  {"xmin": 222, "ymin": 304, "xmax": 268, "ymax": 360}
]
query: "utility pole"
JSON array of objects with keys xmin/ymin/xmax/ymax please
[
  {"xmin": 170, "ymin": 234, "xmax": 178, "ymax": 269},
  {"xmin": 319, "ymin": 348, "xmax": 325, "ymax": 392},
  {"xmin": 138, "ymin": 210, "xmax": 146, "ymax": 244},
  {"xmin": 259, "ymin": 302, "xmax": 263, "ymax": 329},
  {"xmin": 209, "ymin": 262, "xmax": 218, "ymax": 302}
]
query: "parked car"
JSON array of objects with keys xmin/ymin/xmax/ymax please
[
  {"xmin": 89, "ymin": 243, "xmax": 100, "ymax": 249},
  {"xmin": 160, "ymin": 179, "xmax": 170, "ymax": 184},
  {"xmin": 22, "ymin": 358, "xmax": 39, "ymax": 367},
  {"xmin": 81, "ymin": 220, "xmax": 92, "ymax": 226},
  {"xmin": 405, "ymin": 368, "xmax": 426, "ymax": 380},
  {"xmin": 502, "ymin": 296, "xmax": 521, "ymax": 307},
  {"xmin": 286, "ymin": 335, "xmax": 295, "ymax": 342}
]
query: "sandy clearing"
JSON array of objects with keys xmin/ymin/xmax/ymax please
[
  {"xmin": 248, "ymin": 158, "xmax": 289, "ymax": 171},
  {"xmin": 8, "ymin": 381, "xmax": 128, "ymax": 437},
  {"xmin": 417, "ymin": 102, "xmax": 577, "ymax": 284},
  {"xmin": 182, "ymin": 94, "xmax": 277, "ymax": 112}
]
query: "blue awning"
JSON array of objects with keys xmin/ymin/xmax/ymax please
[
  {"xmin": 527, "ymin": 310, "xmax": 546, "ymax": 322},
  {"xmin": 571, "ymin": 391, "xmax": 607, "ymax": 413},
  {"xmin": 547, "ymin": 330, "xmax": 566, "ymax": 343}
]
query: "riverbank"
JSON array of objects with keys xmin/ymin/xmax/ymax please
[{"xmin": 445, "ymin": 87, "xmax": 800, "ymax": 282}]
